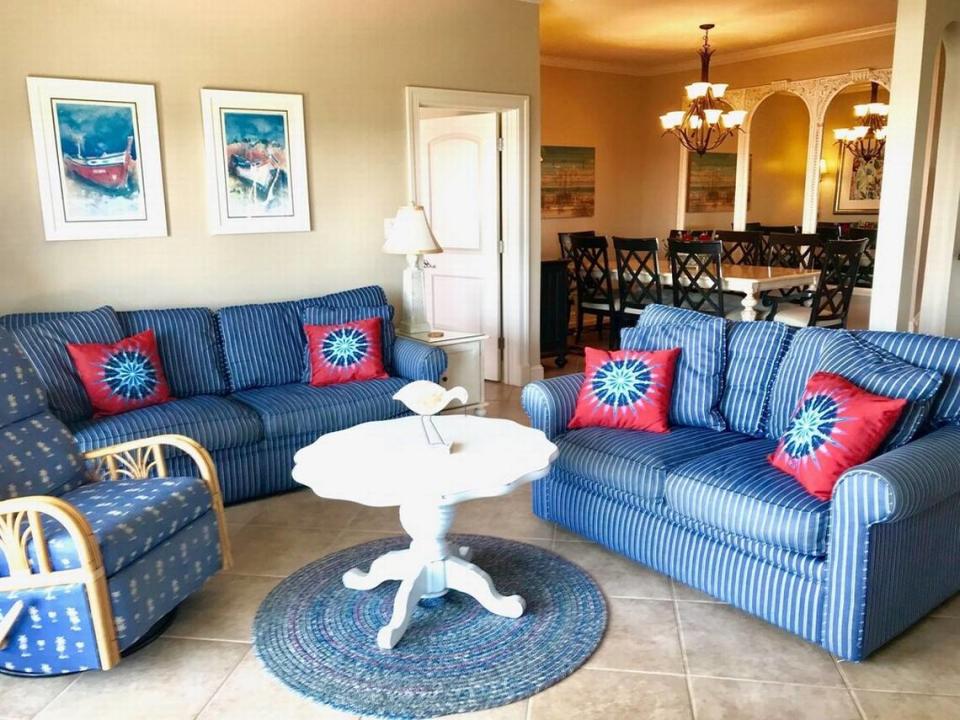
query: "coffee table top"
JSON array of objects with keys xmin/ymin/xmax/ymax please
[{"xmin": 292, "ymin": 415, "xmax": 558, "ymax": 507}]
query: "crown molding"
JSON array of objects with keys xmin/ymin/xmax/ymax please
[{"xmin": 541, "ymin": 22, "xmax": 896, "ymax": 78}]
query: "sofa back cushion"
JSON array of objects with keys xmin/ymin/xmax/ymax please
[
  {"xmin": 218, "ymin": 301, "xmax": 305, "ymax": 391},
  {"xmin": 855, "ymin": 330, "xmax": 960, "ymax": 430},
  {"xmin": 12, "ymin": 306, "xmax": 124, "ymax": 422},
  {"xmin": 622, "ymin": 305, "xmax": 726, "ymax": 430},
  {"xmin": 765, "ymin": 327, "xmax": 837, "ymax": 439},
  {"xmin": 119, "ymin": 308, "xmax": 228, "ymax": 397},
  {"xmin": 311, "ymin": 285, "xmax": 389, "ymax": 308},
  {"xmin": 720, "ymin": 321, "xmax": 793, "ymax": 437},
  {"xmin": 0, "ymin": 328, "xmax": 87, "ymax": 501}
]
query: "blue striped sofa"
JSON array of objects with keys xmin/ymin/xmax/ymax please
[
  {"xmin": 0, "ymin": 286, "xmax": 446, "ymax": 505},
  {"xmin": 522, "ymin": 309, "xmax": 960, "ymax": 661}
]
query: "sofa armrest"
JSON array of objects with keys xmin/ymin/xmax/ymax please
[
  {"xmin": 521, "ymin": 374, "xmax": 583, "ymax": 441},
  {"xmin": 833, "ymin": 425, "xmax": 960, "ymax": 524},
  {"xmin": 391, "ymin": 336, "xmax": 447, "ymax": 383}
]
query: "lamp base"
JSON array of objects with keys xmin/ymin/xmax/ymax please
[{"xmin": 399, "ymin": 254, "xmax": 431, "ymax": 335}]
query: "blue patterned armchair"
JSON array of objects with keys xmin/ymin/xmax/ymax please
[{"xmin": 0, "ymin": 328, "xmax": 231, "ymax": 676}]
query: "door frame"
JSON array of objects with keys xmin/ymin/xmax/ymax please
[{"xmin": 405, "ymin": 86, "xmax": 532, "ymax": 387}]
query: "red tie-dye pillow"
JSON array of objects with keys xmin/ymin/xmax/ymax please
[
  {"xmin": 769, "ymin": 371, "xmax": 907, "ymax": 500},
  {"xmin": 66, "ymin": 329, "xmax": 172, "ymax": 417},
  {"xmin": 568, "ymin": 347, "xmax": 681, "ymax": 433},
  {"xmin": 304, "ymin": 316, "xmax": 389, "ymax": 387}
]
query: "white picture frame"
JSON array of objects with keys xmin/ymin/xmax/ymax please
[
  {"xmin": 200, "ymin": 89, "xmax": 311, "ymax": 235},
  {"xmin": 26, "ymin": 77, "xmax": 168, "ymax": 242}
]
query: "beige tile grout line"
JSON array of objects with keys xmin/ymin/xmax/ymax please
[
  {"xmin": 670, "ymin": 581, "xmax": 699, "ymax": 720},
  {"xmin": 834, "ymin": 657, "xmax": 869, "ymax": 720},
  {"xmin": 190, "ymin": 643, "xmax": 252, "ymax": 720},
  {"xmin": 28, "ymin": 673, "xmax": 82, "ymax": 720}
]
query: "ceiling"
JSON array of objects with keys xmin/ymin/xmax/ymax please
[{"xmin": 540, "ymin": 0, "xmax": 897, "ymax": 75}]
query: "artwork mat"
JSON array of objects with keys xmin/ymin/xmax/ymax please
[
  {"xmin": 201, "ymin": 88, "xmax": 311, "ymax": 235},
  {"xmin": 541, "ymin": 145, "xmax": 595, "ymax": 219},
  {"xmin": 685, "ymin": 151, "xmax": 745, "ymax": 214},
  {"xmin": 26, "ymin": 76, "xmax": 168, "ymax": 241},
  {"xmin": 833, "ymin": 146, "xmax": 881, "ymax": 215}
]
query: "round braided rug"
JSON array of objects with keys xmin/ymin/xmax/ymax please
[{"xmin": 253, "ymin": 533, "xmax": 607, "ymax": 719}]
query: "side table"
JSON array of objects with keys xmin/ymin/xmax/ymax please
[{"xmin": 398, "ymin": 330, "xmax": 488, "ymax": 415}]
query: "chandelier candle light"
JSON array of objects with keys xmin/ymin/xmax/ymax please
[
  {"xmin": 833, "ymin": 82, "xmax": 888, "ymax": 163},
  {"xmin": 659, "ymin": 24, "xmax": 747, "ymax": 156}
]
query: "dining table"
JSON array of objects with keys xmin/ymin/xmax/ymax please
[{"xmin": 608, "ymin": 256, "xmax": 820, "ymax": 322}]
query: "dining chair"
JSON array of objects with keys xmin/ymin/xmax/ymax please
[
  {"xmin": 668, "ymin": 239, "xmax": 732, "ymax": 318},
  {"xmin": 843, "ymin": 228, "xmax": 878, "ymax": 289},
  {"xmin": 613, "ymin": 237, "xmax": 663, "ymax": 330},
  {"xmin": 570, "ymin": 235, "xmax": 617, "ymax": 345},
  {"xmin": 715, "ymin": 230, "xmax": 763, "ymax": 265},
  {"xmin": 745, "ymin": 221, "xmax": 763, "ymax": 231},
  {"xmin": 761, "ymin": 224, "xmax": 800, "ymax": 235},
  {"xmin": 768, "ymin": 239, "xmax": 868, "ymax": 328},
  {"xmin": 558, "ymin": 231, "xmax": 596, "ymax": 323}
]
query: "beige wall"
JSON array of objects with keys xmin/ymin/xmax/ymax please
[
  {"xmin": 0, "ymin": 0, "xmax": 540, "ymax": 345},
  {"xmin": 541, "ymin": 35, "xmax": 894, "ymax": 252}
]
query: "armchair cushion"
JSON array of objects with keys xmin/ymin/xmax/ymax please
[
  {"xmin": 118, "ymin": 307, "xmax": 229, "ymax": 397},
  {"xmin": 0, "ymin": 476, "xmax": 212, "ymax": 577},
  {"xmin": 231, "ymin": 378, "xmax": 408, "ymax": 439},
  {"xmin": 12, "ymin": 306, "xmax": 125, "ymax": 422},
  {"xmin": 69, "ymin": 395, "xmax": 262, "ymax": 453},
  {"xmin": 667, "ymin": 440, "xmax": 831, "ymax": 556},
  {"xmin": 0, "ymin": 411, "xmax": 87, "ymax": 501},
  {"xmin": 0, "ymin": 329, "xmax": 47, "ymax": 425}
]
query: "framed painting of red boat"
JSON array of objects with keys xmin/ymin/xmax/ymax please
[
  {"xmin": 200, "ymin": 89, "xmax": 310, "ymax": 235},
  {"xmin": 26, "ymin": 77, "xmax": 167, "ymax": 241}
]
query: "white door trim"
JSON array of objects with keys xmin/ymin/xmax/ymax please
[{"xmin": 405, "ymin": 86, "xmax": 532, "ymax": 387}]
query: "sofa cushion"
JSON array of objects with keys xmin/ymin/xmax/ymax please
[
  {"xmin": 721, "ymin": 321, "xmax": 794, "ymax": 436},
  {"xmin": 313, "ymin": 285, "xmax": 389, "ymax": 308},
  {"xmin": 554, "ymin": 425, "xmax": 751, "ymax": 501},
  {"xmin": 623, "ymin": 305, "xmax": 726, "ymax": 430},
  {"xmin": 12, "ymin": 306, "xmax": 125, "ymax": 422},
  {"xmin": 301, "ymin": 304, "xmax": 396, "ymax": 373},
  {"xmin": 766, "ymin": 327, "xmax": 837, "ymax": 440},
  {"xmin": 70, "ymin": 395, "xmax": 262, "ymax": 453},
  {"xmin": 119, "ymin": 307, "xmax": 229, "ymax": 397},
  {"xmin": 217, "ymin": 300, "xmax": 305, "ymax": 391},
  {"xmin": 819, "ymin": 331, "xmax": 943, "ymax": 449},
  {"xmin": 231, "ymin": 378, "xmax": 409, "ymax": 439},
  {"xmin": 666, "ymin": 439, "xmax": 831, "ymax": 556},
  {"xmin": 855, "ymin": 330, "xmax": 960, "ymax": 430},
  {"xmin": 4, "ymin": 477, "xmax": 213, "ymax": 577}
]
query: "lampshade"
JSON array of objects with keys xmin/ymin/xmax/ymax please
[{"xmin": 383, "ymin": 204, "xmax": 442, "ymax": 255}]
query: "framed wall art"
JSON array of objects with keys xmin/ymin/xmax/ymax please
[
  {"xmin": 686, "ymin": 151, "xmax": 745, "ymax": 213},
  {"xmin": 26, "ymin": 77, "xmax": 168, "ymax": 241},
  {"xmin": 541, "ymin": 145, "xmax": 595, "ymax": 218},
  {"xmin": 200, "ymin": 89, "xmax": 310, "ymax": 234},
  {"xmin": 834, "ymin": 146, "xmax": 881, "ymax": 214}
]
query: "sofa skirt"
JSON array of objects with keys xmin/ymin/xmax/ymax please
[{"xmin": 534, "ymin": 468, "xmax": 826, "ymax": 646}]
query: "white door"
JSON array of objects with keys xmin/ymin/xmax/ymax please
[{"xmin": 417, "ymin": 112, "xmax": 501, "ymax": 381}]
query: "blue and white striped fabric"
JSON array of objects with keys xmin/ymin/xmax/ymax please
[
  {"xmin": 70, "ymin": 395, "xmax": 262, "ymax": 453},
  {"xmin": 536, "ymin": 469, "xmax": 825, "ymax": 644},
  {"xmin": 119, "ymin": 308, "xmax": 229, "ymax": 398},
  {"xmin": 819, "ymin": 330, "xmax": 943, "ymax": 448},
  {"xmin": 12, "ymin": 306, "xmax": 124, "ymax": 422},
  {"xmin": 856, "ymin": 330, "xmax": 960, "ymax": 429},
  {"xmin": 0, "ymin": 311, "xmax": 78, "ymax": 331},
  {"xmin": 555, "ymin": 426, "xmax": 751, "ymax": 500},
  {"xmin": 392, "ymin": 336, "xmax": 447, "ymax": 382},
  {"xmin": 720, "ymin": 321, "xmax": 793, "ymax": 436},
  {"xmin": 625, "ymin": 305, "xmax": 727, "ymax": 431},
  {"xmin": 764, "ymin": 327, "xmax": 837, "ymax": 439},
  {"xmin": 824, "ymin": 425, "xmax": 960, "ymax": 659},
  {"xmin": 666, "ymin": 439, "xmax": 830, "ymax": 556},
  {"xmin": 521, "ymin": 374, "xmax": 584, "ymax": 441},
  {"xmin": 167, "ymin": 443, "xmax": 265, "ymax": 506},
  {"xmin": 217, "ymin": 301, "xmax": 305, "ymax": 391},
  {"xmin": 232, "ymin": 378, "xmax": 409, "ymax": 438},
  {"xmin": 313, "ymin": 285, "xmax": 389, "ymax": 308},
  {"xmin": 300, "ymin": 304, "xmax": 396, "ymax": 373}
]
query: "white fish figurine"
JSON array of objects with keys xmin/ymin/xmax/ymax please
[{"xmin": 393, "ymin": 381, "xmax": 468, "ymax": 452}]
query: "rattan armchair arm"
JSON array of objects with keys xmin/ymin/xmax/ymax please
[
  {"xmin": 0, "ymin": 494, "xmax": 119, "ymax": 668},
  {"xmin": 82, "ymin": 434, "xmax": 233, "ymax": 570}
]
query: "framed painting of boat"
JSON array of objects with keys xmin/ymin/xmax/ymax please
[
  {"xmin": 200, "ymin": 89, "xmax": 310, "ymax": 234},
  {"xmin": 26, "ymin": 77, "xmax": 167, "ymax": 241}
]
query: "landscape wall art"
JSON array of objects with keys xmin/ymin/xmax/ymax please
[{"xmin": 541, "ymin": 146, "xmax": 595, "ymax": 219}]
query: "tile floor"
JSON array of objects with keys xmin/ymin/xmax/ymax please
[{"xmin": 4, "ymin": 381, "xmax": 960, "ymax": 720}]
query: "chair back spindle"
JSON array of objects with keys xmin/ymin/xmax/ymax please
[{"xmin": 669, "ymin": 239, "xmax": 725, "ymax": 317}]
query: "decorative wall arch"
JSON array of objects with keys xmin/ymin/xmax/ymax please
[{"xmin": 714, "ymin": 68, "xmax": 893, "ymax": 233}]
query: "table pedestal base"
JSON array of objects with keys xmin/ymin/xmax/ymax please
[{"xmin": 342, "ymin": 503, "xmax": 525, "ymax": 649}]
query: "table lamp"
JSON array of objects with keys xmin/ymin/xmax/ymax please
[{"xmin": 383, "ymin": 203, "xmax": 442, "ymax": 334}]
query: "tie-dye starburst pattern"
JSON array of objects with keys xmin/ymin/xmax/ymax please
[
  {"xmin": 304, "ymin": 317, "xmax": 389, "ymax": 387},
  {"xmin": 101, "ymin": 349, "xmax": 159, "ymax": 399},
  {"xmin": 590, "ymin": 357, "xmax": 655, "ymax": 410},
  {"xmin": 321, "ymin": 327, "xmax": 370, "ymax": 368},
  {"xmin": 781, "ymin": 393, "xmax": 844, "ymax": 461}
]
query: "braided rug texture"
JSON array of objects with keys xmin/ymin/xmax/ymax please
[{"xmin": 253, "ymin": 533, "xmax": 607, "ymax": 719}]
